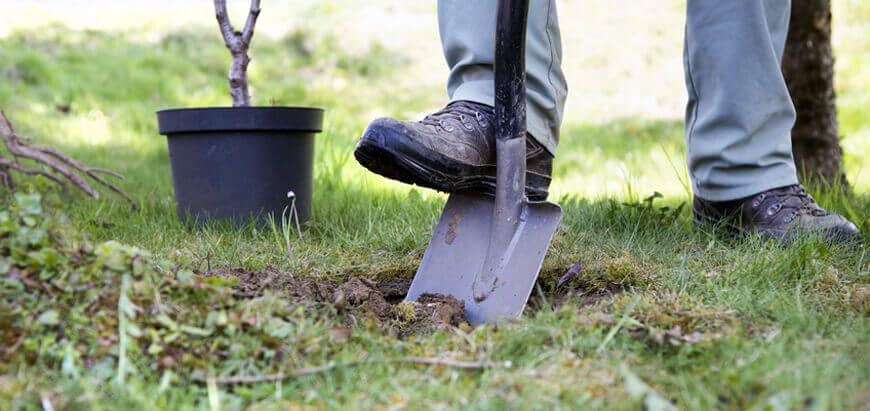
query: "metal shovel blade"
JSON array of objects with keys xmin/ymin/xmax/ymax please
[{"xmin": 406, "ymin": 192, "xmax": 562, "ymax": 325}]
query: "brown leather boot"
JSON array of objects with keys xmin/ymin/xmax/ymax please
[
  {"xmin": 693, "ymin": 184, "xmax": 862, "ymax": 244},
  {"xmin": 354, "ymin": 101, "xmax": 553, "ymax": 200}
]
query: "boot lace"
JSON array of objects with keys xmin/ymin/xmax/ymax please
[
  {"xmin": 752, "ymin": 185, "xmax": 828, "ymax": 223},
  {"xmin": 421, "ymin": 102, "xmax": 491, "ymax": 133}
]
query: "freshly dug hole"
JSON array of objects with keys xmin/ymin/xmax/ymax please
[{"xmin": 204, "ymin": 267, "xmax": 467, "ymax": 337}]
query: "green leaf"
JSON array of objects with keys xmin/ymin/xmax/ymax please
[
  {"xmin": 180, "ymin": 325, "xmax": 214, "ymax": 337},
  {"xmin": 14, "ymin": 193, "xmax": 43, "ymax": 216},
  {"xmin": 96, "ymin": 241, "xmax": 131, "ymax": 272},
  {"xmin": 0, "ymin": 211, "xmax": 15, "ymax": 235},
  {"xmin": 1, "ymin": 277, "xmax": 24, "ymax": 293},
  {"xmin": 156, "ymin": 314, "xmax": 179, "ymax": 331},
  {"xmin": 176, "ymin": 269, "xmax": 196, "ymax": 283},
  {"xmin": 147, "ymin": 343, "xmax": 164, "ymax": 355},
  {"xmin": 62, "ymin": 343, "xmax": 81, "ymax": 378},
  {"xmin": 126, "ymin": 322, "xmax": 143, "ymax": 338},
  {"xmin": 266, "ymin": 318, "xmax": 293, "ymax": 339},
  {"xmin": 38, "ymin": 309, "xmax": 60, "ymax": 325},
  {"xmin": 27, "ymin": 248, "xmax": 63, "ymax": 269},
  {"xmin": 16, "ymin": 226, "xmax": 47, "ymax": 247},
  {"xmin": 158, "ymin": 370, "xmax": 175, "ymax": 393}
]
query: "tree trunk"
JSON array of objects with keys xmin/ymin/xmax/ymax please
[
  {"xmin": 782, "ymin": 0, "xmax": 847, "ymax": 188},
  {"xmin": 214, "ymin": 0, "xmax": 261, "ymax": 107}
]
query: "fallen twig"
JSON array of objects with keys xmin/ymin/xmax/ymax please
[
  {"xmin": 0, "ymin": 109, "xmax": 137, "ymax": 210},
  {"xmin": 396, "ymin": 357, "xmax": 494, "ymax": 370},
  {"xmin": 209, "ymin": 357, "xmax": 494, "ymax": 385}
]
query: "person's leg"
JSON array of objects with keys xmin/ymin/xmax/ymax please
[
  {"xmin": 354, "ymin": 0, "xmax": 567, "ymax": 200},
  {"xmin": 686, "ymin": 0, "xmax": 860, "ymax": 244},
  {"xmin": 684, "ymin": 0, "xmax": 798, "ymax": 202},
  {"xmin": 439, "ymin": 0, "xmax": 567, "ymax": 155}
]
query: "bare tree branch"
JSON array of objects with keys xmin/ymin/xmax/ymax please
[
  {"xmin": 213, "ymin": 0, "xmax": 240, "ymax": 50},
  {"xmin": 0, "ymin": 168, "xmax": 12, "ymax": 190},
  {"xmin": 0, "ymin": 158, "xmax": 69, "ymax": 190},
  {"xmin": 0, "ymin": 109, "xmax": 137, "ymax": 210},
  {"xmin": 241, "ymin": 0, "xmax": 262, "ymax": 46},
  {"xmin": 86, "ymin": 167, "xmax": 125, "ymax": 180},
  {"xmin": 0, "ymin": 114, "xmax": 98, "ymax": 197},
  {"xmin": 213, "ymin": 0, "xmax": 260, "ymax": 107}
]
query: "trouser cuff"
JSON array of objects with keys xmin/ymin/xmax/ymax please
[{"xmin": 692, "ymin": 165, "xmax": 799, "ymax": 201}]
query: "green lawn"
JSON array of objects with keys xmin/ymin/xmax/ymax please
[{"xmin": 0, "ymin": 2, "xmax": 868, "ymax": 410}]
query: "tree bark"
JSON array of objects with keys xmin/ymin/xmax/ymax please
[
  {"xmin": 782, "ymin": 0, "xmax": 847, "ymax": 188},
  {"xmin": 214, "ymin": 0, "xmax": 261, "ymax": 107}
]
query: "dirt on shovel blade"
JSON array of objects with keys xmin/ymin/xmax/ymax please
[{"xmin": 204, "ymin": 267, "xmax": 467, "ymax": 337}]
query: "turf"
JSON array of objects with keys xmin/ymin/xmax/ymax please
[{"xmin": 0, "ymin": 1, "xmax": 867, "ymax": 410}]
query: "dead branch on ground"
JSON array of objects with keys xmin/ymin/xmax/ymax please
[
  {"xmin": 209, "ymin": 357, "xmax": 495, "ymax": 385},
  {"xmin": 0, "ymin": 109, "xmax": 137, "ymax": 210}
]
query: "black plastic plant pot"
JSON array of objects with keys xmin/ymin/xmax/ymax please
[{"xmin": 157, "ymin": 106, "xmax": 323, "ymax": 226}]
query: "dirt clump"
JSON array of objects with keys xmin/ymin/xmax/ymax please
[
  {"xmin": 389, "ymin": 293, "xmax": 466, "ymax": 337},
  {"xmin": 332, "ymin": 277, "xmax": 390, "ymax": 317},
  {"xmin": 205, "ymin": 266, "xmax": 338, "ymax": 305},
  {"xmin": 416, "ymin": 293, "xmax": 465, "ymax": 327}
]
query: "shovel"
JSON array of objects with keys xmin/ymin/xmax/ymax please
[{"xmin": 405, "ymin": 0, "xmax": 562, "ymax": 325}]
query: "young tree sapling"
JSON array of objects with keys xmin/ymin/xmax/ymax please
[{"xmin": 214, "ymin": 0, "xmax": 262, "ymax": 107}]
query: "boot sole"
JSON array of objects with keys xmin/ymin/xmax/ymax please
[{"xmin": 354, "ymin": 131, "xmax": 550, "ymax": 201}]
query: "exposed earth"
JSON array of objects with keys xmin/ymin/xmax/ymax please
[{"xmin": 204, "ymin": 267, "xmax": 466, "ymax": 337}]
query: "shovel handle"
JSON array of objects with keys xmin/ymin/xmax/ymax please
[
  {"xmin": 494, "ymin": 0, "xmax": 529, "ymax": 145},
  {"xmin": 472, "ymin": 0, "xmax": 530, "ymax": 302}
]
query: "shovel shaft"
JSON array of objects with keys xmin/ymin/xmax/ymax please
[
  {"xmin": 472, "ymin": 0, "xmax": 531, "ymax": 302},
  {"xmin": 494, "ymin": 0, "xmax": 530, "ymax": 224},
  {"xmin": 494, "ymin": 0, "xmax": 529, "ymax": 145}
]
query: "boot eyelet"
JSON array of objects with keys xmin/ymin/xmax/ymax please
[
  {"xmin": 767, "ymin": 203, "xmax": 782, "ymax": 215},
  {"xmin": 752, "ymin": 193, "xmax": 766, "ymax": 209},
  {"xmin": 475, "ymin": 112, "xmax": 489, "ymax": 128},
  {"xmin": 458, "ymin": 115, "xmax": 474, "ymax": 130},
  {"xmin": 438, "ymin": 120, "xmax": 455, "ymax": 132}
]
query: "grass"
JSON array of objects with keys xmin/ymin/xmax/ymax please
[{"xmin": 0, "ymin": 1, "xmax": 868, "ymax": 410}]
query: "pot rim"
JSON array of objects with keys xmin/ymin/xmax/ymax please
[{"xmin": 157, "ymin": 106, "xmax": 324, "ymax": 134}]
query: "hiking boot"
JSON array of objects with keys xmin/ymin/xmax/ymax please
[
  {"xmin": 354, "ymin": 101, "xmax": 553, "ymax": 200},
  {"xmin": 693, "ymin": 184, "xmax": 862, "ymax": 244}
]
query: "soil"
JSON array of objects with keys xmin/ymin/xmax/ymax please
[
  {"xmin": 203, "ymin": 263, "xmax": 621, "ymax": 337},
  {"xmin": 203, "ymin": 267, "xmax": 465, "ymax": 337}
]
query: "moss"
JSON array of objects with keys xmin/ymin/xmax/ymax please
[
  {"xmin": 395, "ymin": 301, "xmax": 417, "ymax": 323},
  {"xmin": 601, "ymin": 253, "xmax": 651, "ymax": 287},
  {"xmin": 849, "ymin": 285, "xmax": 869, "ymax": 313}
]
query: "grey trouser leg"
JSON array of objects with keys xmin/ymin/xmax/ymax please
[
  {"xmin": 438, "ymin": 0, "xmax": 567, "ymax": 156},
  {"xmin": 684, "ymin": 0, "xmax": 799, "ymax": 201}
]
